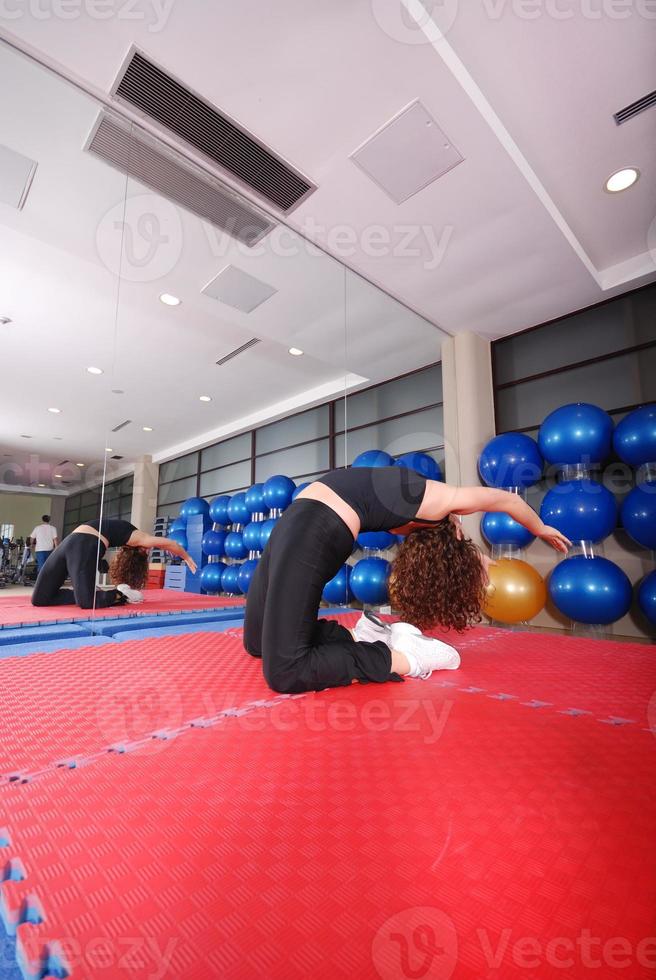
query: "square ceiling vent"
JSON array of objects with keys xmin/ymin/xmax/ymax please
[
  {"xmin": 350, "ymin": 100, "xmax": 463, "ymax": 204},
  {"xmin": 202, "ymin": 265, "xmax": 277, "ymax": 313},
  {"xmin": 0, "ymin": 143, "xmax": 38, "ymax": 210}
]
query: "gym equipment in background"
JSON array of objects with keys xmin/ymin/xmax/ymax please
[
  {"xmin": 200, "ymin": 562, "xmax": 225, "ymax": 595},
  {"xmin": 478, "ymin": 433, "xmax": 543, "ymax": 489},
  {"xmin": 356, "ymin": 531, "xmax": 396, "ymax": 551},
  {"xmin": 352, "ymin": 450, "xmax": 394, "ymax": 468},
  {"xmin": 322, "ymin": 565, "xmax": 353, "ymax": 605},
  {"xmin": 238, "ymin": 559, "xmax": 259, "ymax": 594},
  {"xmin": 482, "ymin": 558, "xmax": 547, "ymax": 625},
  {"xmin": 538, "ymin": 402, "xmax": 613, "ymax": 467},
  {"xmin": 481, "ymin": 512, "xmax": 535, "ymax": 550},
  {"xmin": 613, "ymin": 404, "xmax": 656, "ymax": 469},
  {"xmin": 539, "ymin": 480, "xmax": 617, "ymax": 544},
  {"xmin": 263, "ymin": 474, "xmax": 296, "ymax": 513},
  {"xmin": 395, "ymin": 451, "xmax": 442, "ymax": 481},
  {"xmin": 621, "ymin": 482, "xmax": 656, "ymax": 550},
  {"xmin": 259, "ymin": 518, "xmax": 278, "ymax": 551},
  {"xmin": 227, "ymin": 492, "xmax": 250, "ymax": 527},
  {"xmin": 243, "ymin": 522, "xmax": 263, "ymax": 554},
  {"xmin": 220, "ymin": 565, "xmax": 242, "ymax": 596},
  {"xmin": 224, "ymin": 531, "xmax": 248, "ymax": 561},
  {"xmin": 180, "ymin": 497, "xmax": 211, "ymax": 520},
  {"xmin": 638, "ymin": 570, "xmax": 656, "ymax": 625},
  {"xmin": 549, "ymin": 555, "xmax": 632, "ymax": 626},
  {"xmin": 201, "ymin": 529, "xmax": 227, "ymax": 557},
  {"xmin": 209, "ymin": 495, "xmax": 231, "ymax": 526},
  {"xmin": 292, "ymin": 483, "xmax": 310, "ymax": 500},
  {"xmin": 244, "ymin": 483, "xmax": 269, "ymax": 518},
  {"xmin": 350, "ymin": 557, "xmax": 390, "ymax": 606}
]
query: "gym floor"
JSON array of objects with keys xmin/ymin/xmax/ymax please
[{"xmin": 1, "ymin": 590, "xmax": 654, "ymax": 979}]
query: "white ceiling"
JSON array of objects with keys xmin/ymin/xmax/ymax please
[{"xmin": 0, "ymin": 2, "xmax": 654, "ymax": 491}]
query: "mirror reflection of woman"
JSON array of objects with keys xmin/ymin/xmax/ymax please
[{"xmin": 31, "ymin": 518, "xmax": 196, "ymax": 609}]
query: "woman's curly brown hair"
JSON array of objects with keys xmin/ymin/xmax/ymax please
[
  {"xmin": 109, "ymin": 546, "xmax": 149, "ymax": 590},
  {"xmin": 389, "ymin": 519, "xmax": 487, "ymax": 632}
]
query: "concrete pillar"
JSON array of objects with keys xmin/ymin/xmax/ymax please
[
  {"xmin": 130, "ymin": 455, "xmax": 159, "ymax": 532},
  {"xmin": 442, "ymin": 332, "xmax": 496, "ymax": 545}
]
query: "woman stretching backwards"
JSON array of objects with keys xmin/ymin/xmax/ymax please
[
  {"xmin": 244, "ymin": 466, "xmax": 570, "ymax": 693},
  {"xmin": 32, "ymin": 517, "xmax": 196, "ymax": 609}
]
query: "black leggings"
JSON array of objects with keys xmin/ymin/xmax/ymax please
[
  {"xmin": 31, "ymin": 533, "xmax": 122, "ymax": 609},
  {"xmin": 243, "ymin": 499, "xmax": 395, "ymax": 693}
]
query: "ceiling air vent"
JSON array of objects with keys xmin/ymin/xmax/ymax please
[
  {"xmin": 113, "ymin": 51, "xmax": 314, "ymax": 213},
  {"xmin": 57, "ymin": 460, "xmax": 70, "ymax": 466},
  {"xmin": 216, "ymin": 338, "xmax": 261, "ymax": 366},
  {"xmin": 111, "ymin": 419, "xmax": 132, "ymax": 433},
  {"xmin": 111, "ymin": 455, "xmax": 124, "ymax": 460},
  {"xmin": 86, "ymin": 114, "xmax": 274, "ymax": 248},
  {"xmin": 614, "ymin": 89, "xmax": 656, "ymax": 125}
]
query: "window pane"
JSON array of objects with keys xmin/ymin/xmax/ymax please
[
  {"xmin": 81, "ymin": 490, "xmax": 97, "ymax": 506},
  {"xmin": 160, "ymin": 452, "xmax": 198, "ymax": 484},
  {"xmin": 335, "ymin": 364, "xmax": 442, "ymax": 430},
  {"xmin": 79, "ymin": 503, "xmax": 101, "ymax": 523},
  {"xmin": 104, "ymin": 498, "xmax": 120, "ymax": 518},
  {"xmin": 157, "ymin": 475, "xmax": 197, "ymax": 506},
  {"xmin": 256, "ymin": 406, "xmax": 329, "ymax": 455},
  {"xmin": 335, "ymin": 406, "xmax": 444, "ymax": 466},
  {"xmin": 255, "ymin": 441, "xmax": 329, "ymax": 482},
  {"xmin": 496, "ymin": 350, "xmax": 656, "ymax": 431},
  {"xmin": 494, "ymin": 291, "xmax": 656, "ymax": 385},
  {"xmin": 201, "ymin": 433, "xmax": 251, "ymax": 471},
  {"xmin": 157, "ymin": 503, "xmax": 183, "ymax": 521},
  {"xmin": 199, "ymin": 460, "xmax": 252, "ymax": 497}
]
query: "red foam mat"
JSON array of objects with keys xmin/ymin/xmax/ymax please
[
  {"xmin": 0, "ymin": 589, "xmax": 243, "ymax": 627},
  {"xmin": 1, "ymin": 623, "xmax": 655, "ymax": 979}
]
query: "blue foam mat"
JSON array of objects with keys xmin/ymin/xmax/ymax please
[
  {"xmin": 0, "ymin": 636, "xmax": 116, "ymax": 660},
  {"xmin": 113, "ymin": 618, "xmax": 245, "ymax": 641},
  {"xmin": 0, "ymin": 623, "xmax": 94, "ymax": 646},
  {"xmin": 88, "ymin": 608, "xmax": 245, "ymax": 636}
]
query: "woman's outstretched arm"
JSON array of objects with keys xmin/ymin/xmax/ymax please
[
  {"xmin": 446, "ymin": 486, "xmax": 571, "ymax": 553},
  {"xmin": 127, "ymin": 530, "xmax": 198, "ymax": 573}
]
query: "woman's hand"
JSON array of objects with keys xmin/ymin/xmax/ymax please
[
  {"xmin": 179, "ymin": 549, "xmax": 197, "ymax": 574},
  {"xmin": 538, "ymin": 525, "xmax": 572, "ymax": 553},
  {"xmin": 480, "ymin": 552, "xmax": 498, "ymax": 583}
]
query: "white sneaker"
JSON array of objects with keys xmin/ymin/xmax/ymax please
[
  {"xmin": 353, "ymin": 611, "xmax": 421, "ymax": 646},
  {"xmin": 393, "ymin": 633, "xmax": 461, "ymax": 679},
  {"xmin": 116, "ymin": 583, "xmax": 144, "ymax": 604}
]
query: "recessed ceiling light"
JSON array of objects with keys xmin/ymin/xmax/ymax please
[
  {"xmin": 604, "ymin": 167, "xmax": 640, "ymax": 193},
  {"xmin": 159, "ymin": 293, "xmax": 181, "ymax": 306},
  {"xmin": 288, "ymin": 347, "xmax": 304, "ymax": 357},
  {"xmin": 48, "ymin": 407, "xmax": 61, "ymax": 414},
  {"xmin": 37, "ymin": 483, "xmax": 46, "ymax": 488},
  {"xmin": 54, "ymin": 473, "xmax": 62, "ymax": 478},
  {"xmin": 76, "ymin": 462, "xmax": 85, "ymax": 467},
  {"xmin": 112, "ymin": 389, "xmax": 124, "ymax": 395},
  {"xmin": 143, "ymin": 426, "xmax": 153, "ymax": 432},
  {"xmin": 199, "ymin": 395, "xmax": 212, "ymax": 402},
  {"xmin": 105, "ymin": 448, "xmax": 113, "ymax": 453},
  {"xmin": 86, "ymin": 366, "xmax": 103, "ymax": 375}
]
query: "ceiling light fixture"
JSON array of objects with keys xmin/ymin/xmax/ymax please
[
  {"xmin": 143, "ymin": 426, "xmax": 153, "ymax": 432},
  {"xmin": 288, "ymin": 347, "xmax": 304, "ymax": 357},
  {"xmin": 86, "ymin": 366, "xmax": 103, "ymax": 375},
  {"xmin": 199, "ymin": 395, "xmax": 212, "ymax": 402},
  {"xmin": 604, "ymin": 167, "xmax": 640, "ymax": 193},
  {"xmin": 76, "ymin": 462, "xmax": 85, "ymax": 467},
  {"xmin": 54, "ymin": 473, "xmax": 62, "ymax": 478},
  {"xmin": 37, "ymin": 483, "xmax": 46, "ymax": 488},
  {"xmin": 0, "ymin": 316, "xmax": 12, "ymax": 326},
  {"xmin": 48, "ymin": 407, "xmax": 62, "ymax": 414},
  {"xmin": 159, "ymin": 293, "xmax": 181, "ymax": 306},
  {"xmin": 105, "ymin": 448, "xmax": 113, "ymax": 453}
]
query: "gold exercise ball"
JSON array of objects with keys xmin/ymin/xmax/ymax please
[{"xmin": 482, "ymin": 558, "xmax": 547, "ymax": 625}]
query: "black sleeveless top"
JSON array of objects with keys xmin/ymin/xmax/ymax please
[
  {"xmin": 85, "ymin": 519, "xmax": 137, "ymax": 548},
  {"xmin": 317, "ymin": 466, "xmax": 435, "ymax": 532}
]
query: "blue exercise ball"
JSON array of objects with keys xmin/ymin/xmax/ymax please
[
  {"xmin": 263, "ymin": 474, "xmax": 296, "ymax": 511},
  {"xmin": 200, "ymin": 562, "xmax": 226, "ymax": 595},
  {"xmin": 180, "ymin": 496, "xmax": 210, "ymax": 520},
  {"xmin": 356, "ymin": 530, "xmax": 396, "ymax": 551},
  {"xmin": 351, "ymin": 557, "xmax": 390, "ymax": 605},
  {"xmin": 549, "ymin": 555, "xmax": 632, "ymax": 625},
  {"xmin": 292, "ymin": 482, "xmax": 310, "ymax": 501},
  {"xmin": 638, "ymin": 570, "xmax": 656, "ymax": 625},
  {"xmin": 613, "ymin": 404, "xmax": 656, "ymax": 467},
  {"xmin": 540, "ymin": 480, "xmax": 617, "ymax": 543},
  {"xmin": 621, "ymin": 482, "xmax": 656, "ymax": 549},
  {"xmin": 322, "ymin": 564, "xmax": 353, "ymax": 605},
  {"xmin": 209, "ymin": 495, "xmax": 231, "ymax": 526},
  {"xmin": 238, "ymin": 559, "xmax": 259, "ymax": 594},
  {"xmin": 538, "ymin": 403, "xmax": 613, "ymax": 467},
  {"xmin": 243, "ymin": 522, "xmax": 263, "ymax": 552},
  {"xmin": 481, "ymin": 511, "xmax": 535, "ymax": 549},
  {"xmin": 395, "ymin": 452, "xmax": 442, "ymax": 481},
  {"xmin": 170, "ymin": 517, "xmax": 186, "ymax": 534},
  {"xmin": 221, "ymin": 565, "xmax": 242, "ymax": 595},
  {"xmin": 478, "ymin": 433, "xmax": 543, "ymax": 489},
  {"xmin": 227, "ymin": 492, "xmax": 250, "ymax": 526},
  {"xmin": 259, "ymin": 518, "xmax": 278, "ymax": 551},
  {"xmin": 201, "ymin": 529, "xmax": 227, "ymax": 557},
  {"xmin": 168, "ymin": 528, "xmax": 188, "ymax": 550},
  {"xmin": 245, "ymin": 483, "xmax": 268, "ymax": 515},
  {"xmin": 224, "ymin": 531, "xmax": 248, "ymax": 560},
  {"xmin": 353, "ymin": 450, "xmax": 394, "ymax": 468}
]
